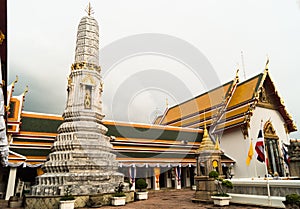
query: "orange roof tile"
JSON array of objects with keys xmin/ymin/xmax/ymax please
[
  {"xmin": 160, "ymin": 82, "xmax": 233, "ymax": 124},
  {"xmin": 228, "ymin": 74, "xmax": 262, "ymax": 108}
]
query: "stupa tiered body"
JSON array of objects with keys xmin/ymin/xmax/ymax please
[{"xmin": 31, "ymin": 11, "xmax": 123, "ymax": 196}]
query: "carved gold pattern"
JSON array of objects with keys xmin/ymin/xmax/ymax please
[
  {"xmin": 241, "ymin": 123, "xmax": 249, "ymax": 139},
  {"xmin": 67, "ymin": 76, "xmax": 72, "ymax": 86},
  {"xmin": 0, "ymin": 31, "xmax": 4, "ymax": 44},
  {"xmin": 71, "ymin": 62, "xmax": 101, "ymax": 72},
  {"xmin": 258, "ymin": 70, "xmax": 297, "ymax": 132},
  {"xmin": 84, "ymin": 87, "xmax": 91, "ymax": 109},
  {"xmin": 240, "ymin": 102, "xmax": 256, "ymax": 139},
  {"xmin": 81, "ymin": 75, "xmax": 96, "ymax": 85},
  {"xmin": 259, "ymin": 87, "xmax": 269, "ymax": 103},
  {"xmin": 99, "ymin": 81, "xmax": 103, "ymax": 92},
  {"xmin": 263, "ymin": 120, "xmax": 279, "ymax": 140}
]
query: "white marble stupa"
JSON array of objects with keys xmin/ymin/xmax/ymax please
[{"xmin": 31, "ymin": 5, "xmax": 123, "ymax": 196}]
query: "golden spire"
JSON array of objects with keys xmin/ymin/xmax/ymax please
[
  {"xmin": 214, "ymin": 136, "xmax": 220, "ymax": 150},
  {"xmin": 197, "ymin": 124, "xmax": 215, "ymax": 151},
  {"xmin": 203, "ymin": 123, "xmax": 208, "ymax": 138},
  {"xmin": 85, "ymin": 2, "xmax": 94, "ymax": 16}
]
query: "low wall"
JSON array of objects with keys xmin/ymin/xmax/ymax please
[
  {"xmin": 227, "ymin": 178, "xmax": 300, "ymax": 208},
  {"xmin": 25, "ymin": 191, "xmax": 134, "ymax": 209}
]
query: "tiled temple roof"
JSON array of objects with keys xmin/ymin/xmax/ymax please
[{"xmin": 155, "ymin": 70, "xmax": 297, "ymax": 138}]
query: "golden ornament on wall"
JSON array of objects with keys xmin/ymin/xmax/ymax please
[{"xmin": 212, "ymin": 160, "xmax": 218, "ymax": 168}]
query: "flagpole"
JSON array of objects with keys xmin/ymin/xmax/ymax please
[
  {"xmin": 284, "ymin": 131, "xmax": 291, "ymax": 177},
  {"xmin": 252, "ymin": 138, "xmax": 258, "ymax": 178},
  {"xmin": 248, "ymin": 126, "xmax": 257, "ymax": 178},
  {"xmin": 261, "ymin": 119, "xmax": 271, "ymax": 206}
]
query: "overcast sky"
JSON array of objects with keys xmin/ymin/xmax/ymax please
[{"xmin": 7, "ymin": 0, "xmax": 300, "ymax": 138}]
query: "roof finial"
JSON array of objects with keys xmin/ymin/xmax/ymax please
[
  {"xmin": 23, "ymin": 85, "xmax": 29, "ymax": 96},
  {"xmin": 265, "ymin": 55, "xmax": 269, "ymax": 71},
  {"xmin": 241, "ymin": 51, "xmax": 246, "ymax": 80},
  {"xmin": 13, "ymin": 75, "xmax": 19, "ymax": 86},
  {"xmin": 85, "ymin": 2, "xmax": 94, "ymax": 16},
  {"xmin": 166, "ymin": 98, "xmax": 169, "ymax": 108},
  {"xmin": 235, "ymin": 68, "xmax": 240, "ymax": 82}
]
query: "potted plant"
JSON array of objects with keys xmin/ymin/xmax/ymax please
[
  {"xmin": 111, "ymin": 182, "xmax": 126, "ymax": 206},
  {"xmin": 209, "ymin": 170, "xmax": 233, "ymax": 206},
  {"xmin": 124, "ymin": 178, "xmax": 133, "ymax": 191},
  {"xmin": 59, "ymin": 186, "xmax": 75, "ymax": 209},
  {"xmin": 135, "ymin": 178, "xmax": 148, "ymax": 200},
  {"xmin": 282, "ymin": 193, "xmax": 300, "ymax": 209}
]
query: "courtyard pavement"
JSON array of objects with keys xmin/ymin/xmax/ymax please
[
  {"xmin": 0, "ymin": 189, "xmax": 273, "ymax": 209},
  {"xmin": 82, "ymin": 189, "xmax": 269, "ymax": 209}
]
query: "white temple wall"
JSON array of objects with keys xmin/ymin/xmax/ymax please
[
  {"xmin": 219, "ymin": 128, "xmax": 252, "ymax": 178},
  {"xmin": 220, "ymin": 106, "xmax": 289, "ymax": 179}
]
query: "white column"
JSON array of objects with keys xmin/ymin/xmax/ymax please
[
  {"xmin": 167, "ymin": 169, "xmax": 172, "ymax": 188},
  {"xmin": 175, "ymin": 167, "xmax": 181, "ymax": 189},
  {"xmin": 5, "ymin": 167, "xmax": 17, "ymax": 200},
  {"xmin": 153, "ymin": 167, "xmax": 160, "ymax": 190},
  {"xmin": 145, "ymin": 167, "xmax": 151, "ymax": 189},
  {"xmin": 129, "ymin": 166, "xmax": 136, "ymax": 191},
  {"xmin": 186, "ymin": 167, "xmax": 191, "ymax": 187}
]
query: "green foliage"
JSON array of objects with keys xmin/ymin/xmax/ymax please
[
  {"xmin": 114, "ymin": 182, "xmax": 126, "ymax": 197},
  {"xmin": 212, "ymin": 192, "xmax": 230, "ymax": 197},
  {"xmin": 209, "ymin": 170, "xmax": 233, "ymax": 196},
  {"xmin": 283, "ymin": 193, "xmax": 300, "ymax": 206},
  {"xmin": 60, "ymin": 195, "xmax": 75, "ymax": 201},
  {"xmin": 113, "ymin": 192, "xmax": 126, "ymax": 197},
  {"xmin": 136, "ymin": 178, "xmax": 148, "ymax": 191},
  {"xmin": 209, "ymin": 170, "xmax": 219, "ymax": 179},
  {"xmin": 222, "ymin": 180, "xmax": 233, "ymax": 189}
]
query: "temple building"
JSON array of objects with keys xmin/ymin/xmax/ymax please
[
  {"xmin": 0, "ymin": 4, "xmax": 297, "ymax": 201},
  {"xmin": 155, "ymin": 67, "xmax": 297, "ymax": 178}
]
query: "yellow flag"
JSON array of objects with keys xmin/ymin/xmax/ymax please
[{"xmin": 246, "ymin": 140, "xmax": 254, "ymax": 166}]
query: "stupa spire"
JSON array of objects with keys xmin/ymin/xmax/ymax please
[
  {"xmin": 85, "ymin": 2, "xmax": 94, "ymax": 16},
  {"xmin": 197, "ymin": 124, "xmax": 215, "ymax": 151},
  {"xmin": 73, "ymin": 5, "xmax": 99, "ymax": 68}
]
